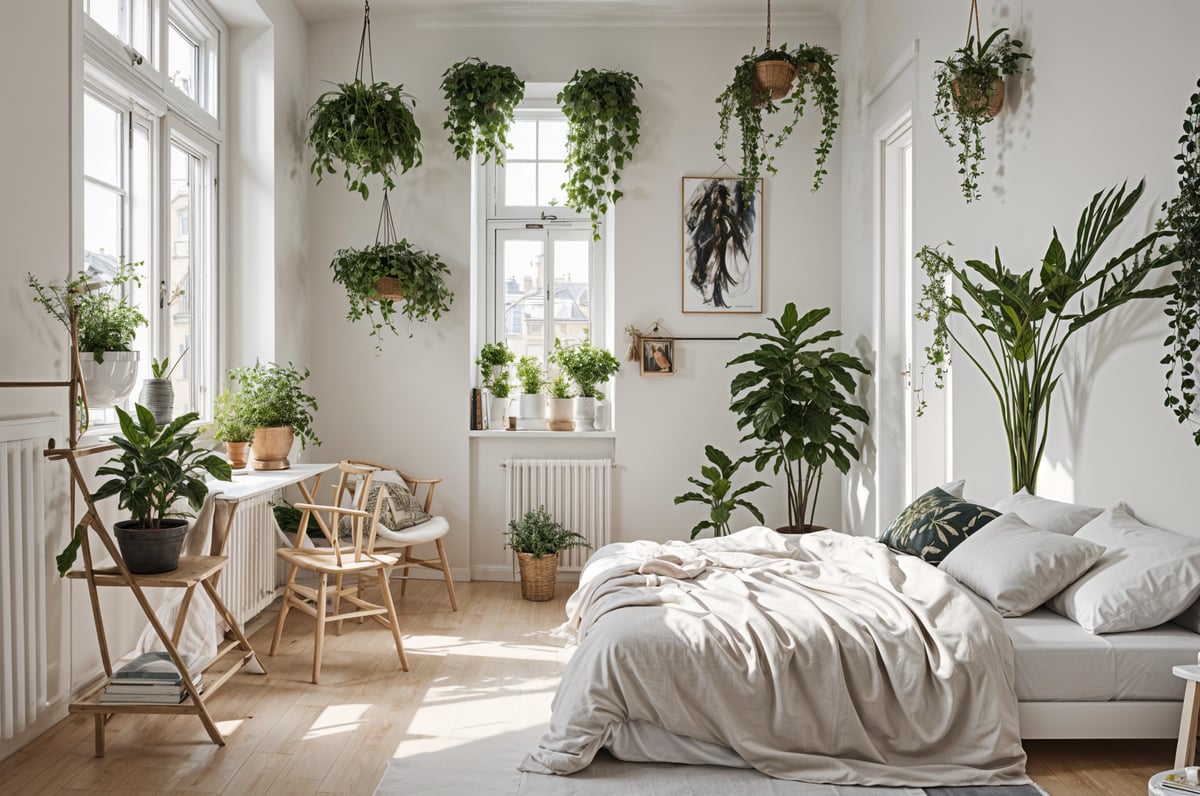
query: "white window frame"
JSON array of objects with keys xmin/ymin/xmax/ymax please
[{"xmin": 489, "ymin": 107, "xmax": 585, "ymax": 222}]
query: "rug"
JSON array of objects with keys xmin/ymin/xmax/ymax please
[{"xmin": 373, "ymin": 727, "xmax": 1045, "ymax": 795}]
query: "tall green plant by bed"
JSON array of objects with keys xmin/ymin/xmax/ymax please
[
  {"xmin": 674, "ymin": 445, "xmax": 769, "ymax": 539},
  {"xmin": 558, "ymin": 69, "xmax": 642, "ymax": 240},
  {"xmin": 715, "ymin": 44, "xmax": 839, "ymax": 194},
  {"xmin": 441, "ymin": 58, "xmax": 525, "ymax": 164},
  {"xmin": 307, "ymin": 3, "xmax": 421, "ymax": 199},
  {"xmin": 916, "ymin": 181, "xmax": 1179, "ymax": 494},
  {"xmin": 1163, "ymin": 76, "xmax": 1200, "ymax": 445}
]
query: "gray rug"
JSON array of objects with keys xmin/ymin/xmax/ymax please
[{"xmin": 373, "ymin": 727, "xmax": 1044, "ymax": 795}]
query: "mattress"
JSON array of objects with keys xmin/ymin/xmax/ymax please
[{"xmin": 1005, "ymin": 609, "xmax": 1200, "ymax": 701}]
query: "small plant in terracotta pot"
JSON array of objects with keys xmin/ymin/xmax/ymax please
[
  {"xmin": 229, "ymin": 361, "xmax": 320, "ymax": 470},
  {"xmin": 211, "ymin": 388, "xmax": 253, "ymax": 469}
]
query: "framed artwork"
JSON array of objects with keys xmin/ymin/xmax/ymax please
[
  {"xmin": 681, "ymin": 176, "xmax": 764, "ymax": 314},
  {"xmin": 640, "ymin": 337, "xmax": 675, "ymax": 375}
]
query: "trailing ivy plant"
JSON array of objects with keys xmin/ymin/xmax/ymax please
[
  {"xmin": 441, "ymin": 58, "xmax": 525, "ymax": 164},
  {"xmin": 915, "ymin": 181, "xmax": 1178, "ymax": 493},
  {"xmin": 1163, "ymin": 76, "xmax": 1200, "ymax": 445},
  {"xmin": 329, "ymin": 240, "xmax": 454, "ymax": 345},
  {"xmin": 932, "ymin": 28, "xmax": 1030, "ymax": 202},
  {"xmin": 558, "ymin": 69, "xmax": 642, "ymax": 240},
  {"xmin": 715, "ymin": 44, "xmax": 839, "ymax": 194},
  {"xmin": 476, "ymin": 342, "xmax": 515, "ymax": 397},
  {"xmin": 674, "ymin": 445, "xmax": 769, "ymax": 539},
  {"xmin": 308, "ymin": 79, "xmax": 422, "ymax": 200}
]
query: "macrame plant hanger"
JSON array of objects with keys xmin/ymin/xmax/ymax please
[
  {"xmin": 355, "ymin": 0, "xmax": 374, "ymax": 84},
  {"xmin": 964, "ymin": 0, "xmax": 982, "ymax": 48}
]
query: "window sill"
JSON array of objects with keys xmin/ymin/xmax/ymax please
[{"xmin": 469, "ymin": 430, "xmax": 615, "ymax": 439}]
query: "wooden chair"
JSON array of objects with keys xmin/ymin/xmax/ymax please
[
  {"xmin": 346, "ymin": 459, "xmax": 458, "ymax": 612},
  {"xmin": 269, "ymin": 461, "xmax": 408, "ymax": 683}
]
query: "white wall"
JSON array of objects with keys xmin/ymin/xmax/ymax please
[
  {"xmin": 303, "ymin": 14, "xmax": 845, "ymax": 579},
  {"xmin": 840, "ymin": 0, "xmax": 1200, "ymax": 535}
]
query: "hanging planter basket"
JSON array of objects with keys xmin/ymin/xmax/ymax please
[
  {"xmin": 753, "ymin": 59, "xmax": 797, "ymax": 101},
  {"xmin": 950, "ymin": 75, "xmax": 1005, "ymax": 118},
  {"xmin": 372, "ymin": 276, "xmax": 404, "ymax": 302}
]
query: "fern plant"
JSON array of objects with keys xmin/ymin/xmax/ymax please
[{"xmin": 505, "ymin": 506, "xmax": 591, "ymax": 559}]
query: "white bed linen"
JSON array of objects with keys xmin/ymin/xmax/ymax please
[
  {"xmin": 521, "ymin": 528, "xmax": 1028, "ymax": 786},
  {"xmin": 1005, "ymin": 609, "xmax": 1200, "ymax": 701}
]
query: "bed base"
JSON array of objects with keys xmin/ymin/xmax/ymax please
[{"xmin": 1019, "ymin": 701, "xmax": 1180, "ymax": 739}]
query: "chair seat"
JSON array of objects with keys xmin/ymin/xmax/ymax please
[
  {"xmin": 276, "ymin": 547, "xmax": 399, "ymax": 573},
  {"xmin": 375, "ymin": 515, "xmax": 449, "ymax": 546}
]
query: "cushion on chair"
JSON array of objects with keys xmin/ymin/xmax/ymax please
[
  {"xmin": 340, "ymin": 481, "xmax": 432, "ymax": 537},
  {"xmin": 375, "ymin": 515, "xmax": 449, "ymax": 546}
]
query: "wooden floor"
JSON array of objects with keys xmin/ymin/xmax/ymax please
[{"xmin": 0, "ymin": 579, "xmax": 1175, "ymax": 794}]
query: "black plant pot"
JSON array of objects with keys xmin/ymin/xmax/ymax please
[{"xmin": 113, "ymin": 518, "xmax": 189, "ymax": 574}]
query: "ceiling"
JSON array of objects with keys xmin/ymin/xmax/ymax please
[{"xmin": 290, "ymin": 0, "xmax": 845, "ymax": 26}]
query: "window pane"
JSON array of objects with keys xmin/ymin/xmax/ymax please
[
  {"xmin": 86, "ymin": 0, "xmax": 122, "ymax": 41},
  {"xmin": 537, "ymin": 162, "xmax": 567, "ymax": 207},
  {"xmin": 502, "ymin": 239, "xmax": 546, "ymax": 363},
  {"xmin": 504, "ymin": 162, "xmax": 537, "ymax": 206},
  {"xmin": 506, "ymin": 120, "xmax": 536, "ymax": 160},
  {"xmin": 168, "ymin": 23, "xmax": 199, "ymax": 101},
  {"xmin": 551, "ymin": 240, "xmax": 591, "ymax": 350},
  {"xmin": 538, "ymin": 121, "xmax": 568, "ymax": 159},
  {"xmin": 131, "ymin": 122, "xmax": 151, "ymax": 267},
  {"xmin": 129, "ymin": 0, "xmax": 150, "ymax": 62},
  {"xmin": 169, "ymin": 143, "xmax": 196, "ymax": 414},
  {"xmin": 84, "ymin": 183, "xmax": 123, "ymax": 266},
  {"xmin": 84, "ymin": 94, "xmax": 122, "ymax": 186}
]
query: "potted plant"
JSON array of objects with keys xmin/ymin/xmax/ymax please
[
  {"xmin": 211, "ymin": 387, "xmax": 253, "ymax": 469},
  {"xmin": 728, "ymin": 304, "xmax": 870, "ymax": 533},
  {"xmin": 329, "ymin": 239, "xmax": 454, "ymax": 345},
  {"xmin": 933, "ymin": 27, "xmax": 1030, "ymax": 202},
  {"xmin": 505, "ymin": 505, "xmax": 591, "ymax": 601},
  {"xmin": 674, "ymin": 445, "xmax": 770, "ymax": 539},
  {"xmin": 558, "ymin": 68, "xmax": 642, "ymax": 240},
  {"xmin": 715, "ymin": 43, "xmax": 839, "ymax": 195},
  {"xmin": 1163, "ymin": 76, "xmax": 1200, "ymax": 446},
  {"xmin": 515, "ymin": 355, "xmax": 547, "ymax": 430},
  {"xmin": 916, "ymin": 181, "xmax": 1178, "ymax": 493},
  {"xmin": 28, "ymin": 260, "xmax": 148, "ymax": 409},
  {"xmin": 441, "ymin": 57, "xmax": 525, "ymax": 163},
  {"xmin": 546, "ymin": 374, "xmax": 574, "ymax": 431},
  {"xmin": 476, "ymin": 342, "xmax": 515, "ymax": 430},
  {"xmin": 228, "ymin": 361, "xmax": 320, "ymax": 470},
  {"xmin": 550, "ymin": 339, "xmax": 621, "ymax": 430},
  {"xmin": 138, "ymin": 350, "xmax": 185, "ymax": 426},
  {"xmin": 59, "ymin": 405, "xmax": 232, "ymax": 575}
]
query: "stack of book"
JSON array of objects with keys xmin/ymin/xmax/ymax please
[{"xmin": 99, "ymin": 651, "xmax": 206, "ymax": 704}]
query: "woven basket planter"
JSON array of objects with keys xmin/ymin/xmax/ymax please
[
  {"xmin": 950, "ymin": 76, "xmax": 1005, "ymax": 118},
  {"xmin": 753, "ymin": 59, "xmax": 797, "ymax": 101},
  {"xmin": 372, "ymin": 276, "xmax": 405, "ymax": 301},
  {"xmin": 516, "ymin": 551, "xmax": 558, "ymax": 601}
]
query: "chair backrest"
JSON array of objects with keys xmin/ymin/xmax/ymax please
[{"xmin": 299, "ymin": 461, "xmax": 386, "ymax": 565}]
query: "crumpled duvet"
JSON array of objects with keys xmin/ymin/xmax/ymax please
[{"xmin": 520, "ymin": 527, "xmax": 1028, "ymax": 786}]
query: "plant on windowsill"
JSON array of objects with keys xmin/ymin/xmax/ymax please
[
  {"xmin": 441, "ymin": 57, "xmax": 525, "ymax": 163},
  {"xmin": 210, "ymin": 387, "xmax": 254, "ymax": 469},
  {"xmin": 558, "ymin": 68, "xmax": 642, "ymax": 240},
  {"xmin": 476, "ymin": 342, "xmax": 515, "ymax": 430},
  {"xmin": 915, "ymin": 180, "xmax": 1178, "ymax": 494},
  {"xmin": 715, "ymin": 43, "xmax": 839, "ymax": 195},
  {"xmin": 515, "ymin": 355, "xmax": 547, "ymax": 429},
  {"xmin": 550, "ymin": 338, "xmax": 620, "ymax": 430},
  {"xmin": 505, "ymin": 505, "xmax": 591, "ymax": 601},
  {"xmin": 56, "ymin": 404, "xmax": 232, "ymax": 576},
  {"xmin": 228, "ymin": 361, "xmax": 320, "ymax": 471},
  {"xmin": 138, "ymin": 348, "xmax": 186, "ymax": 426},
  {"xmin": 728, "ymin": 304, "xmax": 869, "ymax": 533},
  {"xmin": 933, "ymin": 24, "xmax": 1030, "ymax": 201},
  {"xmin": 546, "ymin": 374, "xmax": 574, "ymax": 431},
  {"xmin": 674, "ymin": 445, "xmax": 770, "ymax": 539},
  {"xmin": 1163, "ymin": 76, "xmax": 1200, "ymax": 446}
]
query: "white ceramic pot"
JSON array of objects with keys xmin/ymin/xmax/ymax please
[
  {"xmin": 593, "ymin": 401, "xmax": 611, "ymax": 432},
  {"xmin": 78, "ymin": 351, "xmax": 139, "ymax": 408},
  {"xmin": 138, "ymin": 378, "xmax": 174, "ymax": 425},
  {"xmin": 573, "ymin": 396, "xmax": 596, "ymax": 429},
  {"xmin": 547, "ymin": 397, "xmax": 574, "ymax": 431},
  {"xmin": 489, "ymin": 396, "xmax": 511, "ymax": 430},
  {"xmin": 517, "ymin": 394, "xmax": 547, "ymax": 430}
]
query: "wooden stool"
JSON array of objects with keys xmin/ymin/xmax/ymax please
[{"xmin": 1173, "ymin": 655, "xmax": 1200, "ymax": 768}]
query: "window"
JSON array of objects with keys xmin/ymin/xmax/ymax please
[
  {"xmin": 81, "ymin": 0, "xmax": 223, "ymax": 423},
  {"xmin": 483, "ymin": 107, "xmax": 606, "ymax": 377},
  {"xmin": 84, "ymin": 0, "xmax": 153, "ymax": 65}
]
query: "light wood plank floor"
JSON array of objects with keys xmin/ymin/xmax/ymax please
[{"xmin": 0, "ymin": 580, "xmax": 1175, "ymax": 794}]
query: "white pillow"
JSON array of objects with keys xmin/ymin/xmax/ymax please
[
  {"xmin": 992, "ymin": 489, "xmax": 1101, "ymax": 535},
  {"xmin": 940, "ymin": 479, "xmax": 966, "ymax": 499},
  {"xmin": 1048, "ymin": 504, "xmax": 1200, "ymax": 633},
  {"xmin": 940, "ymin": 513, "xmax": 1106, "ymax": 617}
]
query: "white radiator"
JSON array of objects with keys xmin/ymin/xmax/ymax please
[
  {"xmin": 503, "ymin": 458, "xmax": 612, "ymax": 571},
  {"xmin": 214, "ymin": 491, "xmax": 282, "ymax": 628},
  {"xmin": 0, "ymin": 417, "xmax": 67, "ymax": 741}
]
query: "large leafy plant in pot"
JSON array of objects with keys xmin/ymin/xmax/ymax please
[
  {"xmin": 728, "ymin": 304, "xmax": 869, "ymax": 532},
  {"xmin": 57, "ymin": 405, "xmax": 232, "ymax": 576},
  {"xmin": 228, "ymin": 361, "xmax": 320, "ymax": 470},
  {"xmin": 441, "ymin": 57, "xmax": 525, "ymax": 163},
  {"xmin": 916, "ymin": 181, "xmax": 1178, "ymax": 493}
]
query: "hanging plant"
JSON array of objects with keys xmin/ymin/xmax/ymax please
[
  {"xmin": 441, "ymin": 57, "xmax": 525, "ymax": 163},
  {"xmin": 329, "ymin": 193, "xmax": 454, "ymax": 346},
  {"xmin": 1163, "ymin": 76, "xmax": 1200, "ymax": 445},
  {"xmin": 558, "ymin": 68, "xmax": 642, "ymax": 240},
  {"xmin": 932, "ymin": 1, "xmax": 1030, "ymax": 202},
  {"xmin": 715, "ymin": 43, "xmax": 839, "ymax": 194},
  {"xmin": 307, "ymin": 2, "xmax": 422, "ymax": 199}
]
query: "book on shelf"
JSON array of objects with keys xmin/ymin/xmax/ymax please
[
  {"xmin": 98, "ymin": 690, "xmax": 194, "ymax": 705},
  {"xmin": 1163, "ymin": 773, "xmax": 1200, "ymax": 794},
  {"xmin": 111, "ymin": 651, "xmax": 206, "ymax": 683},
  {"xmin": 104, "ymin": 676, "xmax": 203, "ymax": 696}
]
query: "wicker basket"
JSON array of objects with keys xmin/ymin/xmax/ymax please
[
  {"xmin": 516, "ymin": 551, "xmax": 558, "ymax": 601},
  {"xmin": 950, "ymin": 76, "xmax": 1005, "ymax": 118},
  {"xmin": 753, "ymin": 59, "xmax": 798, "ymax": 101},
  {"xmin": 372, "ymin": 276, "xmax": 405, "ymax": 302}
]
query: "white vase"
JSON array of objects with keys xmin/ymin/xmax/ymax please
[
  {"xmin": 547, "ymin": 397, "xmax": 574, "ymax": 430},
  {"xmin": 573, "ymin": 396, "xmax": 596, "ymax": 430},
  {"xmin": 138, "ymin": 378, "xmax": 174, "ymax": 425},
  {"xmin": 593, "ymin": 401, "xmax": 611, "ymax": 432},
  {"xmin": 489, "ymin": 396, "xmax": 511, "ymax": 430},
  {"xmin": 78, "ymin": 351, "xmax": 139, "ymax": 408},
  {"xmin": 517, "ymin": 394, "xmax": 547, "ymax": 431}
]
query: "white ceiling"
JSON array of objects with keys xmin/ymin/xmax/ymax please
[{"xmin": 290, "ymin": 0, "xmax": 844, "ymax": 26}]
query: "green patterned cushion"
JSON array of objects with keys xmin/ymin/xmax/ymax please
[{"xmin": 880, "ymin": 487, "xmax": 1000, "ymax": 564}]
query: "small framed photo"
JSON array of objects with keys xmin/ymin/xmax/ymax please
[{"xmin": 641, "ymin": 338, "xmax": 675, "ymax": 375}]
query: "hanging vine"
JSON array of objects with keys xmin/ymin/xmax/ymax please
[{"xmin": 1164, "ymin": 76, "xmax": 1200, "ymax": 444}]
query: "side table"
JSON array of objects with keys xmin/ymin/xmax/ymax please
[{"xmin": 1174, "ymin": 659, "xmax": 1200, "ymax": 768}]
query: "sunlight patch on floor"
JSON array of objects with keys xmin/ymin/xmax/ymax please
[{"xmin": 302, "ymin": 703, "xmax": 371, "ymax": 740}]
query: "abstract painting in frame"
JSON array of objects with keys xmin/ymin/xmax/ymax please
[{"xmin": 681, "ymin": 176, "xmax": 764, "ymax": 314}]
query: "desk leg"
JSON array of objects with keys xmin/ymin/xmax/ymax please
[{"xmin": 1177, "ymin": 680, "xmax": 1200, "ymax": 768}]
